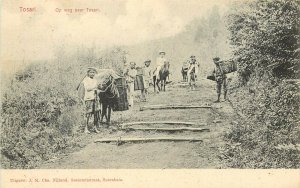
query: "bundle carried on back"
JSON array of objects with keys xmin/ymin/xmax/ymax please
[
  {"xmin": 220, "ymin": 60, "xmax": 237, "ymax": 74},
  {"xmin": 206, "ymin": 60, "xmax": 237, "ymax": 81}
]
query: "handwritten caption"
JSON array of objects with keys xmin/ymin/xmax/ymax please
[{"xmin": 19, "ymin": 7, "xmax": 101, "ymax": 13}]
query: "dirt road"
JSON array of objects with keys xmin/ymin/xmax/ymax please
[{"xmin": 40, "ymin": 79, "xmax": 236, "ymax": 169}]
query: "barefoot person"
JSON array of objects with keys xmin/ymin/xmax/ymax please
[
  {"xmin": 127, "ymin": 62, "xmax": 137, "ymax": 107},
  {"xmin": 78, "ymin": 67, "xmax": 101, "ymax": 133},
  {"xmin": 141, "ymin": 59, "xmax": 152, "ymax": 101},
  {"xmin": 213, "ymin": 57, "xmax": 227, "ymax": 102},
  {"xmin": 187, "ymin": 56, "xmax": 197, "ymax": 90}
]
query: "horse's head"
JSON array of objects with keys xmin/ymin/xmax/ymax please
[
  {"xmin": 98, "ymin": 75, "xmax": 119, "ymax": 99},
  {"xmin": 159, "ymin": 61, "xmax": 170, "ymax": 78}
]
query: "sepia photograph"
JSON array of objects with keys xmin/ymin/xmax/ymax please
[{"xmin": 0, "ymin": 0, "xmax": 299, "ymax": 187}]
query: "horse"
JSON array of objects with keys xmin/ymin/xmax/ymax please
[
  {"xmin": 181, "ymin": 62, "xmax": 189, "ymax": 82},
  {"xmin": 98, "ymin": 75, "xmax": 119, "ymax": 127},
  {"xmin": 153, "ymin": 61, "xmax": 170, "ymax": 92}
]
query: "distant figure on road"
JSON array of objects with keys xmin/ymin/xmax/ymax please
[
  {"xmin": 187, "ymin": 56, "xmax": 197, "ymax": 90},
  {"xmin": 187, "ymin": 55, "xmax": 199, "ymax": 81},
  {"xmin": 141, "ymin": 60, "xmax": 152, "ymax": 101},
  {"xmin": 213, "ymin": 57, "xmax": 227, "ymax": 102},
  {"xmin": 127, "ymin": 62, "xmax": 137, "ymax": 107}
]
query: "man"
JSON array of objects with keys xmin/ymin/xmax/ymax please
[
  {"xmin": 127, "ymin": 62, "xmax": 137, "ymax": 107},
  {"xmin": 154, "ymin": 51, "xmax": 167, "ymax": 80},
  {"xmin": 141, "ymin": 60, "xmax": 151, "ymax": 101},
  {"xmin": 213, "ymin": 57, "xmax": 227, "ymax": 102},
  {"xmin": 78, "ymin": 67, "xmax": 101, "ymax": 133},
  {"xmin": 187, "ymin": 56, "xmax": 197, "ymax": 90},
  {"xmin": 187, "ymin": 55, "xmax": 199, "ymax": 81}
]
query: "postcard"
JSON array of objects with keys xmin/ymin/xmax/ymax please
[{"xmin": 1, "ymin": 0, "xmax": 299, "ymax": 187}]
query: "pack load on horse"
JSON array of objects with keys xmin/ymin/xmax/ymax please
[
  {"xmin": 78, "ymin": 68, "xmax": 128, "ymax": 133},
  {"xmin": 114, "ymin": 77, "xmax": 129, "ymax": 111},
  {"xmin": 181, "ymin": 61, "xmax": 189, "ymax": 82},
  {"xmin": 95, "ymin": 69, "xmax": 128, "ymax": 126}
]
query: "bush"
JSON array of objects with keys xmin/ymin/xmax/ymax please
[
  {"xmin": 226, "ymin": 0, "xmax": 299, "ymax": 83},
  {"xmin": 1, "ymin": 47, "xmax": 127, "ymax": 168},
  {"xmin": 222, "ymin": 0, "xmax": 300, "ymax": 168}
]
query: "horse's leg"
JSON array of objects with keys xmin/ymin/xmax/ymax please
[
  {"xmin": 157, "ymin": 80, "xmax": 160, "ymax": 92},
  {"xmin": 164, "ymin": 79, "xmax": 166, "ymax": 91},
  {"xmin": 101, "ymin": 103, "xmax": 107, "ymax": 123},
  {"xmin": 107, "ymin": 105, "xmax": 111, "ymax": 126},
  {"xmin": 153, "ymin": 76, "xmax": 156, "ymax": 92}
]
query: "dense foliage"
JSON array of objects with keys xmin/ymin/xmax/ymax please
[
  {"xmin": 227, "ymin": 0, "xmax": 299, "ymax": 83},
  {"xmin": 223, "ymin": 0, "xmax": 300, "ymax": 168},
  {"xmin": 0, "ymin": 47, "xmax": 126, "ymax": 168}
]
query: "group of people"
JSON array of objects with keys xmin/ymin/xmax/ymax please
[
  {"xmin": 78, "ymin": 51, "xmax": 228, "ymax": 133},
  {"xmin": 122, "ymin": 51, "xmax": 169, "ymax": 107}
]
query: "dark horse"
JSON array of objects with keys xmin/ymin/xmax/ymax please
[
  {"xmin": 98, "ymin": 75, "xmax": 119, "ymax": 127},
  {"xmin": 181, "ymin": 62, "xmax": 189, "ymax": 82},
  {"xmin": 153, "ymin": 61, "xmax": 170, "ymax": 92}
]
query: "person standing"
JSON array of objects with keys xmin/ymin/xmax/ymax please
[
  {"xmin": 141, "ymin": 60, "xmax": 152, "ymax": 101},
  {"xmin": 187, "ymin": 56, "xmax": 197, "ymax": 90},
  {"xmin": 127, "ymin": 62, "xmax": 137, "ymax": 107},
  {"xmin": 78, "ymin": 67, "xmax": 101, "ymax": 133},
  {"xmin": 213, "ymin": 57, "xmax": 227, "ymax": 102},
  {"xmin": 187, "ymin": 55, "xmax": 199, "ymax": 81}
]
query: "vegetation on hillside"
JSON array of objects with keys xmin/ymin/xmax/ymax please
[
  {"xmin": 222, "ymin": 0, "xmax": 300, "ymax": 168},
  {"xmin": 0, "ymin": 47, "xmax": 126, "ymax": 168}
]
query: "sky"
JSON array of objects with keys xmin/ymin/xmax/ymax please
[{"xmin": 0, "ymin": 0, "xmax": 232, "ymax": 73}]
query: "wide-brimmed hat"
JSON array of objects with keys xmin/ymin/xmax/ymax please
[
  {"xmin": 144, "ymin": 59, "xmax": 151, "ymax": 63},
  {"xmin": 87, "ymin": 67, "xmax": 98, "ymax": 73},
  {"xmin": 213, "ymin": 57, "xmax": 220, "ymax": 62},
  {"xmin": 130, "ymin": 62, "xmax": 136, "ymax": 66},
  {"xmin": 190, "ymin": 55, "xmax": 196, "ymax": 58},
  {"xmin": 159, "ymin": 51, "xmax": 166, "ymax": 55}
]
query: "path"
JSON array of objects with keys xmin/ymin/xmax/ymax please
[{"xmin": 40, "ymin": 79, "xmax": 237, "ymax": 169}]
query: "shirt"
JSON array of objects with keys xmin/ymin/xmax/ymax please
[
  {"xmin": 143, "ymin": 66, "xmax": 152, "ymax": 80},
  {"xmin": 156, "ymin": 57, "xmax": 166, "ymax": 67},
  {"xmin": 82, "ymin": 77, "xmax": 98, "ymax": 101},
  {"xmin": 214, "ymin": 65, "xmax": 226, "ymax": 81},
  {"xmin": 127, "ymin": 68, "xmax": 137, "ymax": 83}
]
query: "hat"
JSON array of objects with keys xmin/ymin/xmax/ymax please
[
  {"xmin": 190, "ymin": 55, "xmax": 196, "ymax": 58},
  {"xmin": 130, "ymin": 62, "xmax": 136, "ymax": 65},
  {"xmin": 87, "ymin": 67, "xmax": 98, "ymax": 73},
  {"xmin": 144, "ymin": 59, "xmax": 151, "ymax": 63},
  {"xmin": 159, "ymin": 51, "xmax": 166, "ymax": 55},
  {"xmin": 213, "ymin": 57, "xmax": 220, "ymax": 62}
]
